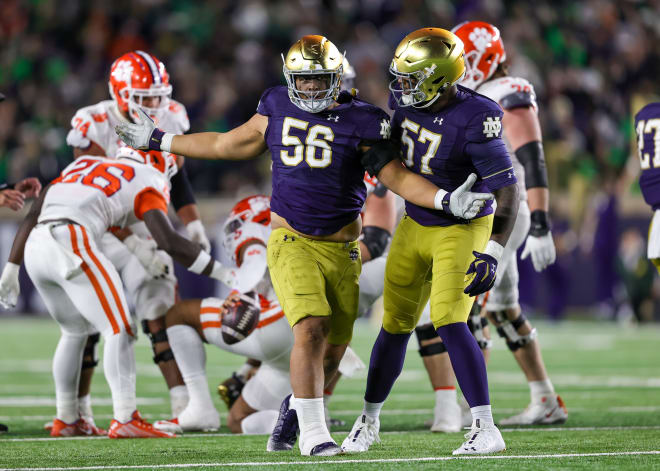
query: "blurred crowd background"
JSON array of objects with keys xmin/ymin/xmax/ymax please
[{"xmin": 1, "ymin": 0, "xmax": 660, "ymax": 321}]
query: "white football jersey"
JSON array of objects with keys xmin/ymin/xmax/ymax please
[
  {"xmin": 477, "ymin": 76, "xmax": 538, "ymax": 200},
  {"xmin": 40, "ymin": 156, "xmax": 170, "ymax": 240},
  {"xmin": 66, "ymin": 99, "xmax": 190, "ymax": 159}
]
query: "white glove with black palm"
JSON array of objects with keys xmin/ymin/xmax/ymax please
[
  {"xmin": 435, "ymin": 174, "xmax": 494, "ymax": 219},
  {"xmin": 115, "ymin": 108, "xmax": 159, "ymax": 150},
  {"xmin": 124, "ymin": 234, "xmax": 173, "ymax": 280}
]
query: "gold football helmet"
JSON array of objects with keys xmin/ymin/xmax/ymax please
[
  {"xmin": 282, "ymin": 35, "xmax": 344, "ymax": 113},
  {"xmin": 389, "ymin": 28, "xmax": 466, "ymax": 108}
]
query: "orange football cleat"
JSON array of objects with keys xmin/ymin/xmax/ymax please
[
  {"xmin": 108, "ymin": 411, "xmax": 176, "ymax": 439},
  {"xmin": 50, "ymin": 418, "xmax": 84, "ymax": 437}
]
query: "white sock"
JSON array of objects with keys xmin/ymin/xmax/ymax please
[
  {"xmin": 240, "ymin": 410, "xmax": 280, "ymax": 434},
  {"xmin": 529, "ymin": 379, "xmax": 555, "ymax": 403},
  {"xmin": 53, "ymin": 333, "xmax": 86, "ymax": 424},
  {"xmin": 296, "ymin": 397, "xmax": 334, "ymax": 454},
  {"xmin": 167, "ymin": 324, "xmax": 214, "ymax": 411},
  {"xmin": 169, "ymin": 385, "xmax": 189, "ymax": 418},
  {"xmin": 237, "ymin": 362, "xmax": 253, "ymax": 380},
  {"xmin": 104, "ymin": 332, "xmax": 136, "ymax": 423},
  {"xmin": 362, "ymin": 400, "xmax": 384, "ymax": 420},
  {"xmin": 470, "ymin": 404, "xmax": 494, "ymax": 426},
  {"xmin": 78, "ymin": 394, "xmax": 93, "ymax": 420},
  {"xmin": 434, "ymin": 387, "xmax": 457, "ymax": 407}
]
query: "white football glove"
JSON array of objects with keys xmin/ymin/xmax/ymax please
[
  {"xmin": 449, "ymin": 173, "xmax": 494, "ymax": 219},
  {"xmin": 0, "ymin": 263, "xmax": 21, "ymax": 309},
  {"xmin": 186, "ymin": 220, "xmax": 211, "ymax": 253},
  {"xmin": 521, "ymin": 232, "xmax": 556, "ymax": 272},
  {"xmin": 114, "ymin": 107, "xmax": 155, "ymax": 150},
  {"xmin": 124, "ymin": 234, "xmax": 173, "ymax": 280},
  {"xmin": 210, "ymin": 262, "xmax": 237, "ymax": 288}
]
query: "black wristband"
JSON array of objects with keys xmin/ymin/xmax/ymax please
[
  {"xmin": 0, "ymin": 182, "xmax": 13, "ymax": 191},
  {"xmin": 441, "ymin": 191, "xmax": 451, "ymax": 213},
  {"xmin": 529, "ymin": 209, "xmax": 551, "ymax": 237},
  {"xmin": 148, "ymin": 128, "xmax": 166, "ymax": 151}
]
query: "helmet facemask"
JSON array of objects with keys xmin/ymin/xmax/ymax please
[
  {"xmin": 389, "ymin": 63, "xmax": 450, "ymax": 109},
  {"xmin": 282, "ymin": 56, "xmax": 343, "ymax": 113},
  {"xmin": 126, "ymin": 84, "xmax": 172, "ymax": 124}
]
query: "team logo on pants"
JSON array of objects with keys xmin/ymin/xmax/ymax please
[{"xmin": 349, "ymin": 248, "xmax": 359, "ymax": 261}]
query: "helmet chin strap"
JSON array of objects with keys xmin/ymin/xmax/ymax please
[{"xmin": 412, "ymin": 91, "xmax": 442, "ymax": 109}]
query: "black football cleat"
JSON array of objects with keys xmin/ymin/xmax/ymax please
[
  {"xmin": 310, "ymin": 441, "xmax": 343, "ymax": 456},
  {"xmin": 266, "ymin": 394, "xmax": 299, "ymax": 451},
  {"xmin": 217, "ymin": 372, "xmax": 246, "ymax": 409},
  {"xmin": 0, "ymin": 423, "xmax": 7, "ymax": 434}
]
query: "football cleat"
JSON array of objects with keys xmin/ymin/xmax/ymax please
[
  {"xmin": 108, "ymin": 411, "xmax": 176, "ymax": 439},
  {"xmin": 0, "ymin": 423, "xmax": 7, "ymax": 434},
  {"xmin": 341, "ymin": 414, "xmax": 380, "ymax": 453},
  {"xmin": 45, "ymin": 417, "xmax": 106, "ymax": 436},
  {"xmin": 309, "ymin": 441, "xmax": 343, "ymax": 456},
  {"xmin": 153, "ymin": 417, "xmax": 183, "ymax": 434},
  {"xmin": 77, "ymin": 417, "xmax": 107, "ymax": 436},
  {"xmin": 266, "ymin": 394, "xmax": 299, "ymax": 452},
  {"xmin": 431, "ymin": 399, "xmax": 462, "ymax": 433},
  {"xmin": 499, "ymin": 395, "xmax": 567, "ymax": 425},
  {"xmin": 170, "ymin": 406, "xmax": 220, "ymax": 432},
  {"xmin": 452, "ymin": 420, "xmax": 506, "ymax": 455},
  {"xmin": 217, "ymin": 373, "xmax": 246, "ymax": 409}
]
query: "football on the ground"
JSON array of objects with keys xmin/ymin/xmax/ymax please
[{"xmin": 221, "ymin": 290, "xmax": 260, "ymax": 345}]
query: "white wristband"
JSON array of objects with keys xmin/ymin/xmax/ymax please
[
  {"xmin": 433, "ymin": 189, "xmax": 448, "ymax": 210},
  {"xmin": 188, "ymin": 250, "xmax": 211, "ymax": 274},
  {"xmin": 161, "ymin": 133, "xmax": 175, "ymax": 153},
  {"xmin": 484, "ymin": 240, "xmax": 505, "ymax": 264}
]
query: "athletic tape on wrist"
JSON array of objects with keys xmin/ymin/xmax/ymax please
[
  {"xmin": 188, "ymin": 250, "xmax": 211, "ymax": 274},
  {"xmin": 485, "ymin": 240, "xmax": 505, "ymax": 263},
  {"xmin": 161, "ymin": 133, "xmax": 174, "ymax": 153}
]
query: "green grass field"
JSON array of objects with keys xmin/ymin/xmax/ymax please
[{"xmin": 1, "ymin": 316, "xmax": 659, "ymax": 470}]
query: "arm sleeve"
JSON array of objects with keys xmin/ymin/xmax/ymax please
[
  {"xmin": 134, "ymin": 187, "xmax": 169, "ymax": 220},
  {"xmin": 169, "ymin": 163, "xmax": 196, "ymax": 210}
]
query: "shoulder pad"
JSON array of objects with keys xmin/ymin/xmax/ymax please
[
  {"xmin": 478, "ymin": 77, "xmax": 537, "ymax": 111},
  {"xmin": 162, "ymin": 100, "xmax": 190, "ymax": 133},
  {"xmin": 66, "ymin": 103, "xmax": 110, "ymax": 150}
]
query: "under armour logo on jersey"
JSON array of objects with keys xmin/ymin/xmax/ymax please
[
  {"xmin": 327, "ymin": 114, "xmax": 339, "ymax": 122},
  {"xmin": 379, "ymin": 119, "xmax": 391, "ymax": 139},
  {"xmin": 433, "ymin": 117, "xmax": 444, "ymax": 126},
  {"xmin": 482, "ymin": 116, "xmax": 502, "ymax": 138}
]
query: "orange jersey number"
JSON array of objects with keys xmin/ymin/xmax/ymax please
[{"xmin": 59, "ymin": 158, "xmax": 135, "ymax": 197}]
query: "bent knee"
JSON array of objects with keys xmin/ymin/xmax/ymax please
[
  {"xmin": 165, "ymin": 299, "xmax": 202, "ymax": 329},
  {"xmin": 293, "ymin": 316, "xmax": 329, "ymax": 345}
]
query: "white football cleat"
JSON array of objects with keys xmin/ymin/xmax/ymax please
[
  {"xmin": 499, "ymin": 395, "xmax": 567, "ymax": 425},
  {"xmin": 431, "ymin": 400, "xmax": 462, "ymax": 433},
  {"xmin": 341, "ymin": 414, "xmax": 380, "ymax": 452},
  {"xmin": 452, "ymin": 420, "xmax": 506, "ymax": 455},
  {"xmin": 153, "ymin": 417, "xmax": 183, "ymax": 434},
  {"xmin": 158, "ymin": 406, "xmax": 220, "ymax": 432}
]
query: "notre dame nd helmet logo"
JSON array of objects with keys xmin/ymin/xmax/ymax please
[{"xmin": 482, "ymin": 116, "xmax": 501, "ymax": 138}]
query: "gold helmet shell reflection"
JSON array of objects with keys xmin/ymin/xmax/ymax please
[
  {"xmin": 282, "ymin": 35, "xmax": 344, "ymax": 113},
  {"xmin": 389, "ymin": 28, "xmax": 465, "ymax": 108}
]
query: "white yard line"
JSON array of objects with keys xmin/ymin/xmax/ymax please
[
  {"xmin": 0, "ymin": 451, "xmax": 659, "ymax": 470},
  {"xmin": 4, "ymin": 425, "xmax": 660, "ymax": 442}
]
